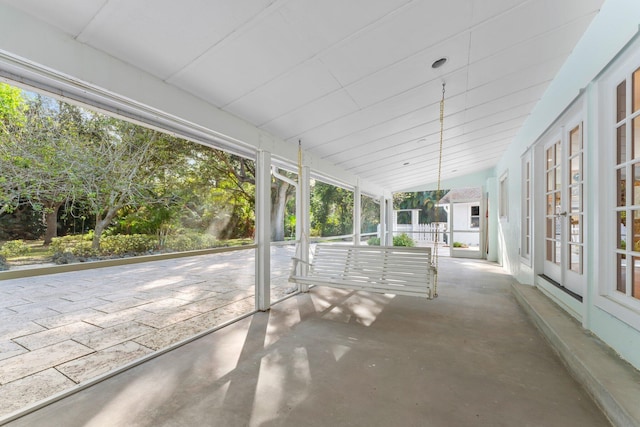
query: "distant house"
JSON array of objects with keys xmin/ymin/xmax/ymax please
[{"xmin": 437, "ymin": 187, "xmax": 483, "ymax": 252}]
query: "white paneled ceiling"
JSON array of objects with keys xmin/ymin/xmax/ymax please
[{"xmin": 1, "ymin": 0, "xmax": 605, "ymax": 191}]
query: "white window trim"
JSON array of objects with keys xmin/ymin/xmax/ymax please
[
  {"xmin": 499, "ymin": 171, "xmax": 509, "ymax": 221},
  {"xmin": 594, "ymin": 36, "xmax": 640, "ymax": 331},
  {"xmin": 469, "ymin": 204, "xmax": 480, "ymax": 229},
  {"xmin": 521, "ymin": 153, "xmax": 532, "ymax": 265}
]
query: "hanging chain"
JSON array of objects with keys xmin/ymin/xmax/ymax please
[{"xmin": 433, "ymin": 82, "xmax": 446, "ymax": 298}]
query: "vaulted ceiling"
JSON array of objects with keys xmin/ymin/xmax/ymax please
[{"xmin": 0, "ymin": 0, "xmax": 604, "ymax": 191}]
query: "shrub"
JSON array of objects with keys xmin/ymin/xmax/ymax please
[
  {"xmin": 393, "ymin": 233, "xmax": 415, "ymax": 247},
  {"xmin": 165, "ymin": 232, "xmax": 218, "ymax": 252},
  {"xmin": 0, "ymin": 240, "xmax": 31, "ymax": 258},
  {"xmin": 367, "ymin": 236, "xmax": 381, "ymax": 246},
  {"xmin": 453, "ymin": 241, "xmax": 468, "ymax": 248},
  {"xmin": 100, "ymin": 234, "xmax": 156, "ymax": 255},
  {"xmin": 51, "ymin": 236, "xmax": 97, "ymax": 257}
]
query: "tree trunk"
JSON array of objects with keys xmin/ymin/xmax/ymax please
[
  {"xmin": 92, "ymin": 206, "xmax": 119, "ymax": 251},
  {"xmin": 42, "ymin": 202, "xmax": 62, "ymax": 245},
  {"xmin": 271, "ymin": 180, "xmax": 290, "ymax": 241}
]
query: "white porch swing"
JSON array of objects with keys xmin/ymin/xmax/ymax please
[{"xmin": 288, "ymin": 84, "xmax": 448, "ymax": 300}]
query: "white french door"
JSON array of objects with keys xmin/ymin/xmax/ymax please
[{"xmin": 542, "ymin": 123, "xmax": 585, "ymax": 296}]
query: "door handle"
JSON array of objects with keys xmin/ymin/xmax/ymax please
[{"xmin": 555, "ymin": 211, "xmax": 567, "ymax": 217}]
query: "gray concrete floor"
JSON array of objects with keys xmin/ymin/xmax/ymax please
[{"xmin": 3, "ymin": 257, "xmax": 610, "ymax": 426}]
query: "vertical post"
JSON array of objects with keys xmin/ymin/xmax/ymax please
[
  {"xmin": 255, "ymin": 150, "xmax": 271, "ymax": 311},
  {"xmin": 299, "ymin": 165, "xmax": 311, "ymax": 292},
  {"xmin": 379, "ymin": 196, "xmax": 386, "ymax": 245},
  {"xmin": 386, "ymin": 197, "xmax": 394, "ymax": 246},
  {"xmin": 354, "ymin": 183, "xmax": 361, "ymax": 245},
  {"xmin": 411, "ymin": 209, "xmax": 419, "ymax": 242}
]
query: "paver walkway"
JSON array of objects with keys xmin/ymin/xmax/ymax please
[{"xmin": 0, "ymin": 246, "xmax": 296, "ymax": 418}]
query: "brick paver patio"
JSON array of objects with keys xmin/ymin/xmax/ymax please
[{"xmin": 0, "ymin": 246, "xmax": 296, "ymax": 418}]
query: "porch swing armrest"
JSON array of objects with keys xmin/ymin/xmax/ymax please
[
  {"xmin": 289, "ymin": 256, "xmax": 313, "ymax": 284},
  {"xmin": 291, "ymin": 256, "xmax": 311, "ymax": 265}
]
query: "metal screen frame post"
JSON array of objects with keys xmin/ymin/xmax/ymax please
[
  {"xmin": 354, "ymin": 183, "xmax": 361, "ymax": 245},
  {"xmin": 298, "ymin": 165, "xmax": 311, "ymax": 292},
  {"xmin": 255, "ymin": 150, "xmax": 271, "ymax": 311}
]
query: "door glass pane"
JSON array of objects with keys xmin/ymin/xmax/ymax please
[
  {"xmin": 547, "ymin": 194, "xmax": 554, "ymax": 215},
  {"xmin": 634, "ymin": 117, "xmax": 640, "ymax": 159},
  {"xmin": 634, "ymin": 209, "xmax": 640, "ymax": 252},
  {"xmin": 618, "ymin": 211, "xmax": 627, "ymax": 250},
  {"xmin": 569, "ymin": 126, "xmax": 581, "ymax": 156},
  {"xmin": 617, "ymin": 254, "xmax": 627, "ymax": 293},
  {"xmin": 618, "ymin": 125, "xmax": 627, "ymax": 164},
  {"xmin": 546, "ymin": 146, "xmax": 553, "ymax": 164},
  {"xmin": 546, "ymin": 217, "xmax": 554, "ymax": 239},
  {"xmin": 618, "ymin": 80, "xmax": 627, "ymax": 122},
  {"xmin": 634, "ymin": 164, "xmax": 640, "ymax": 206},
  {"xmin": 569, "ymin": 244, "xmax": 582, "ymax": 273},
  {"xmin": 554, "ymin": 192, "xmax": 561, "ymax": 214},
  {"xmin": 546, "ymin": 239, "xmax": 553, "ymax": 262},
  {"xmin": 634, "ymin": 256, "xmax": 640, "ymax": 299},
  {"xmin": 555, "ymin": 240, "xmax": 561, "ymax": 266},
  {"xmin": 634, "ymin": 68, "xmax": 640, "ymax": 114},
  {"xmin": 570, "ymin": 215, "xmax": 581, "ymax": 243},
  {"xmin": 555, "ymin": 167, "xmax": 562, "ymax": 189},
  {"xmin": 570, "ymin": 157, "xmax": 580, "ymax": 183},
  {"xmin": 618, "ymin": 167, "xmax": 627, "ymax": 207},
  {"xmin": 547, "ymin": 170, "xmax": 554, "ymax": 191},
  {"xmin": 570, "ymin": 186, "xmax": 581, "ymax": 212}
]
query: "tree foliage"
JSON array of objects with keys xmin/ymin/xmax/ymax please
[
  {"xmin": 0, "ymin": 82, "xmax": 373, "ymax": 253},
  {"xmin": 394, "ymin": 190, "xmax": 450, "ymax": 224},
  {"xmin": 0, "ymin": 84, "xmax": 258, "ymax": 249},
  {"xmin": 310, "ymin": 181, "xmax": 354, "ymax": 237}
]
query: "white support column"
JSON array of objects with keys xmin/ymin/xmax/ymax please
[
  {"xmin": 299, "ymin": 165, "xmax": 311, "ymax": 292},
  {"xmin": 255, "ymin": 150, "xmax": 271, "ymax": 311},
  {"xmin": 411, "ymin": 209, "xmax": 419, "ymax": 242},
  {"xmin": 379, "ymin": 196, "xmax": 386, "ymax": 245},
  {"xmin": 385, "ymin": 197, "xmax": 394, "ymax": 246},
  {"xmin": 354, "ymin": 184, "xmax": 361, "ymax": 245}
]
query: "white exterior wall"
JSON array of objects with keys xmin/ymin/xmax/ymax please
[
  {"xmin": 487, "ymin": 0, "xmax": 640, "ymax": 370},
  {"xmin": 452, "ymin": 203, "xmax": 480, "ymax": 247}
]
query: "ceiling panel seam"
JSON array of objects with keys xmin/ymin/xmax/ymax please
[
  {"xmin": 164, "ymin": 0, "xmax": 287, "ymax": 83},
  {"xmin": 214, "ymin": 0, "xmax": 416, "ymax": 108}
]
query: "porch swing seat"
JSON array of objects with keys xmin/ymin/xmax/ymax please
[{"xmin": 289, "ymin": 244, "xmax": 437, "ymax": 299}]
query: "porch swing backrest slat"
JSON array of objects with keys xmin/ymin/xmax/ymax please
[{"xmin": 289, "ymin": 245, "xmax": 437, "ymax": 299}]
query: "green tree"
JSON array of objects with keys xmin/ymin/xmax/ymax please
[
  {"xmin": 0, "ymin": 96, "xmax": 84, "ymax": 244},
  {"xmin": 81, "ymin": 120, "xmax": 160, "ymax": 250},
  {"xmin": 310, "ymin": 181, "xmax": 353, "ymax": 237},
  {"xmin": 395, "ymin": 190, "xmax": 449, "ymax": 224},
  {"xmin": 0, "ymin": 83, "xmax": 27, "ymax": 127},
  {"xmin": 361, "ymin": 195, "xmax": 380, "ymax": 234}
]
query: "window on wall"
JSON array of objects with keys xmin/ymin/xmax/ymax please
[
  {"xmin": 614, "ymin": 66, "xmax": 640, "ymax": 301},
  {"xmin": 522, "ymin": 156, "xmax": 531, "ymax": 260},
  {"xmin": 499, "ymin": 172, "xmax": 509, "ymax": 220},
  {"xmin": 470, "ymin": 205, "xmax": 480, "ymax": 228}
]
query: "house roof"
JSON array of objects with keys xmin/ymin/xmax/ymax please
[{"xmin": 438, "ymin": 187, "xmax": 483, "ymax": 204}]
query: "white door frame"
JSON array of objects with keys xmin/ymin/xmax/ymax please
[{"xmin": 536, "ymin": 107, "xmax": 585, "ymax": 298}]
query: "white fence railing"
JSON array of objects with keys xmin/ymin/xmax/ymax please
[{"xmin": 394, "ymin": 223, "xmax": 447, "ymax": 243}]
